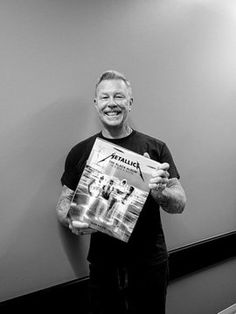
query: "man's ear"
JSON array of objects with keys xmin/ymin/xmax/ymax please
[
  {"xmin": 129, "ymin": 97, "xmax": 133, "ymax": 111},
  {"xmin": 93, "ymin": 98, "xmax": 97, "ymax": 107}
]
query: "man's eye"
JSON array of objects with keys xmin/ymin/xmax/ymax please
[
  {"xmin": 115, "ymin": 95, "xmax": 124, "ymax": 99},
  {"xmin": 101, "ymin": 96, "xmax": 109, "ymax": 100}
]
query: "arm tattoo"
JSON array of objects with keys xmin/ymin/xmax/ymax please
[
  {"xmin": 154, "ymin": 178, "xmax": 186, "ymax": 214},
  {"xmin": 56, "ymin": 185, "xmax": 75, "ymax": 226}
]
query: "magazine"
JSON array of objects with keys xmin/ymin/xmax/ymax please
[{"xmin": 68, "ymin": 138, "xmax": 160, "ymax": 242}]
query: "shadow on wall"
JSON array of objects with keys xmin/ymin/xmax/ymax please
[
  {"xmin": 57, "ymin": 223, "xmax": 90, "ymax": 277},
  {"xmin": 0, "ymin": 98, "xmax": 99, "ymax": 295}
]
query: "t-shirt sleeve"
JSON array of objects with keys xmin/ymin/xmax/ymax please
[
  {"xmin": 160, "ymin": 143, "xmax": 180, "ymax": 179},
  {"xmin": 60, "ymin": 135, "xmax": 98, "ymax": 190},
  {"xmin": 60, "ymin": 148, "xmax": 84, "ymax": 191}
]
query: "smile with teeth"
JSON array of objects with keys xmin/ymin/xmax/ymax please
[{"xmin": 105, "ymin": 111, "xmax": 121, "ymax": 116}]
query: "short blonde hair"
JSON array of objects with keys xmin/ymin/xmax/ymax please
[{"xmin": 95, "ymin": 70, "xmax": 132, "ymax": 97}]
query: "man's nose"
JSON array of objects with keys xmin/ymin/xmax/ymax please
[{"xmin": 107, "ymin": 97, "xmax": 117, "ymax": 106}]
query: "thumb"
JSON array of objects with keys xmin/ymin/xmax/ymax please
[
  {"xmin": 71, "ymin": 220, "xmax": 89, "ymax": 229},
  {"xmin": 143, "ymin": 152, "xmax": 150, "ymax": 159}
]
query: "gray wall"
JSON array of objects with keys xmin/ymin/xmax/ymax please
[
  {"xmin": 0, "ymin": 0, "xmax": 236, "ymax": 303},
  {"xmin": 167, "ymin": 257, "xmax": 236, "ymax": 314}
]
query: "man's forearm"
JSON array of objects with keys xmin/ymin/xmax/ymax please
[
  {"xmin": 56, "ymin": 185, "xmax": 74, "ymax": 227},
  {"xmin": 153, "ymin": 178, "xmax": 186, "ymax": 214}
]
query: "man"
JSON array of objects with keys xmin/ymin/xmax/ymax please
[{"xmin": 56, "ymin": 70, "xmax": 186, "ymax": 314}]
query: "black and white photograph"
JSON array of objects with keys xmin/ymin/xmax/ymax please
[{"xmin": 0, "ymin": 1, "xmax": 235, "ymax": 314}]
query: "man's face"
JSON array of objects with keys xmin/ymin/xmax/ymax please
[{"xmin": 94, "ymin": 79, "xmax": 133, "ymax": 129}]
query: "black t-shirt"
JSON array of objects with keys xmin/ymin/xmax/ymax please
[{"xmin": 61, "ymin": 130, "xmax": 180, "ymax": 266}]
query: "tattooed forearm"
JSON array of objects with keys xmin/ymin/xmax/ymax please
[
  {"xmin": 153, "ymin": 178, "xmax": 186, "ymax": 214},
  {"xmin": 56, "ymin": 185, "xmax": 74, "ymax": 226}
]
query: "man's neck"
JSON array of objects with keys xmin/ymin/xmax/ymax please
[{"xmin": 101, "ymin": 125, "xmax": 132, "ymax": 139}]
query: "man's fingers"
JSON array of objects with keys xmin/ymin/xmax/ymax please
[
  {"xmin": 143, "ymin": 152, "xmax": 150, "ymax": 158},
  {"xmin": 144, "ymin": 154, "xmax": 170, "ymax": 190},
  {"xmin": 150, "ymin": 176, "xmax": 169, "ymax": 184},
  {"xmin": 69, "ymin": 220, "xmax": 96, "ymax": 236},
  {"xmin": 151, "ymin": 169, "xmax": 169, "ymax": 179},
  {"xmin": 79, "ymin": 228, "xmax": 97, "ymax": 235},
  {"xmin": 158, "ymin": 162, "xmax": 170, "ymax": 171},
  {"xmin": 69, "ymin": 223, "xmax": 79, "ymax": 235},
  {"xmin": 71, "ymin": 220, "xmax": 89, "ymax": 229},
  {"xmin": 144, "ymin": 153, "xmax": 169, "ymax": 172}
]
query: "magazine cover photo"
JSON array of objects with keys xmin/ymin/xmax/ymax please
[{"xmin": 69, "ymin": 138, "xmax": 160, "ymax": 242}]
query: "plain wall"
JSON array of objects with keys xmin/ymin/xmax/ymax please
[
  {"xmin": 0, "ymin": 0, "xmax": 236, "ymax": 302},
  {"xmin": 167, "ymin": 257, "xmax": 236, "ymax": 314}
]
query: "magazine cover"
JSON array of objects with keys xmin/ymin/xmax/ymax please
[{"xmin": 68, "ymin": 138, "xmax": 160, "ymax": 242}]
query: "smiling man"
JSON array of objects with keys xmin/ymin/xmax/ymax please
[
  {"xmin": 56, "ymin": 70, "xmax": 186, "ymax": 314},
  {"xmin": 94, "ymin": 74, "xmax": 133, "ymax": 138}
]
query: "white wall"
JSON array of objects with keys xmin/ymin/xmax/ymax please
[{"xmin": 0, "ymin": 0, "xmax": 236, "ymax": 302}]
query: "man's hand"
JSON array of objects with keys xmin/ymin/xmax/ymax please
[
  {"xmin": 69, "ymin": 220, "xmax": 97, "ymax": 236},
  {"xmin": 143, "ymin": 152, "xmax": 170, "ymax": 194},
  {"xmin": 143, "ymin": 152, "xmax": 186, "ymax": 213},
  {"xmin": 149, "ymin": 162, "xmax": 170, "ymax": 193}
]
